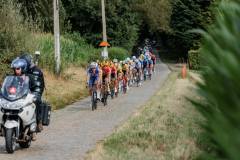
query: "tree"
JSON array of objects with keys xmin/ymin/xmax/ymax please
[
  {"xmin": 166, "ymin": 0, "xmax": 213, "ymax": 59},
  {"xmin": 17, "ymin": 0, "xmax": 67, "ymax": 32},
  {"xmin": 62, "ymin": 0, "xmax": 141, "ymax": 50}
]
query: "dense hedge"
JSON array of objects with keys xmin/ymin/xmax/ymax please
[
  {"xmin": 188, "ymin": 50, "xmax": 200, "ymax": 70},
  {"xmin": 108, "ymin": 47, "xmax": 130, "ymax": 60}
]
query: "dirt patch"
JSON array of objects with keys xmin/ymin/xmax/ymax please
[{"xmin": 43, "ymin": 66, "xmax": 88, "ymax": 110}]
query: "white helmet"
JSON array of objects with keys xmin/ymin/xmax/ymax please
[
  {"xmin": 126, "ymin": 57, "xmax": 130, "ymax": 62},
  {"xmin": 113, "ymin": 59, "xmax": 118, "ymax": 63},
  {"xmin": 132, "ymin": 56, "xmax": 136, "ymax": 60},
  {"xmin": 90, "ymin": 62, "xmax": 97, "ymax": 69}
]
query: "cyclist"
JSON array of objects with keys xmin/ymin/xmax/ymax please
[
  {"xmin": 150, "ymin": 52, "xmax": 156, "ymax": 72},
  {"xmin": 102, "ymin": 61, "xmax": 111, "ymax": 93},
  {"xmin": 134, "ymin": 58, "xmax": 142, "ymax": 86},
  {"xmin": 147, "ymin": 54, "xmax": 153, "ymax": 79},
  {"xmin": 110, "ymin": 61, "xmax": 117, "ymax": 98},
  {"xmin": 87, "ymin": 62, "xmax": 100, "ymax": 99}
]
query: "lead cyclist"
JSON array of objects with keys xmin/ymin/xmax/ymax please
[{"xmin": 86, "ymin": 62, "xmax": 100, "ymax": 99}]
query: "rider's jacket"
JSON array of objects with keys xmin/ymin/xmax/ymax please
[{"xmin": 27, "ymin": 66, "xmax": 45, "ymax": 96}]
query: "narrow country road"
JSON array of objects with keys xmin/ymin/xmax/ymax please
[{"xmin": 0, "ymin": 63, "xmax": 170, "ymax": 160}]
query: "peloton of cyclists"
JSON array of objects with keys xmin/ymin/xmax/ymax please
[{"xmin": 86, "ymin": 51, "xmax": 157, "ymax": 108}]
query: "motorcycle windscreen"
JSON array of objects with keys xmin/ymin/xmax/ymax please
[{"xmin": 1, "ymin": 76, "xmax": 29, "ymax": 101}]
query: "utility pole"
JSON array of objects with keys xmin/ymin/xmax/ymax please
[
  {"xmin": 101, "ymin": 0, "xmax": 108, "ymax": 59},
  {"xmin": 54, "ymin": 0, "xmax": 61, "ymax": 75}
]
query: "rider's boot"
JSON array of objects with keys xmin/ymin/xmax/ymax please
[
  {"xmin": 37, "ymin": 121, "xmax": 43, "ymax": 132},
  {"xmin": 32, "ymin": 132, "xmax": 37, "ymax": 141}
]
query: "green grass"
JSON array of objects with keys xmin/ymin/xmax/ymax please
[{"xmin": 86, "ymin": 72, "xmax": 204, "ymax": 160}]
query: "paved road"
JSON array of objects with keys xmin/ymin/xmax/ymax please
[{"xmin": 0, "ymin": 63, "xmax": 170, "ymax": 160}]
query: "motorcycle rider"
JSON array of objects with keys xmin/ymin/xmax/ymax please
[
  {"xmin": 19, "ymin": 54, "xmax": 45, "ymax": 134},
  {"xmin": 11, "ymin": 58, "xmax": 39, "ymax": 140},
  {"xmin": 11, "ymin": 58, "xmax": 28, "ymax": 78}
]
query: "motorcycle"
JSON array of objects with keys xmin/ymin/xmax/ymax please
[{"xmin": 0, "ymin": 75, "xmax": 40, "ymax": 153}]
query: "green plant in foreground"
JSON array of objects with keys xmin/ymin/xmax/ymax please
[{"xmin": 194, "ymin": 1, "xmax": 240, "ymax": 159}]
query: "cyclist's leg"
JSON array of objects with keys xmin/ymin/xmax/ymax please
[{"xmin": 88, "ymin": 78, "xmax": 94, "ymax": 96}]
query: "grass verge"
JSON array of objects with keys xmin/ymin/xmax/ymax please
[
  {"xmin": 85, "ymin": 71, "xmax": 204, "ymax": 160},
  {"xmin": 43, "ymin": 66, "xmax": 88, "ymax": 110}
]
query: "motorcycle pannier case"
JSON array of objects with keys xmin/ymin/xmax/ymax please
[{"xmin": 42, "ymin": 101, "xmax": 51, "ymax": 126}]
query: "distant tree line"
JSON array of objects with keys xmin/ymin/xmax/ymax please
[{"xmin": 5, "ymin": 0, "xmax": 216, "ymax": 58}]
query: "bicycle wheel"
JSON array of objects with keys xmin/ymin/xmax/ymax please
[
  {"xmin": 91, "ymin": 89, "xmax": 97, "ymax": 111},
  {"xmin": 103, "ymin": 91, "xmax": 108, "ymax": 106}
]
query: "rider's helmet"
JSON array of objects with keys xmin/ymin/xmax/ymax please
[
  {"xmin": 113, "ymin": 59, "xmax": 118, "ymax": 63},
  {"xmin": 11, "ymin": 58, "xmax": 28, "ymax": 74},
  {"xmin": 89, "ymin": 62, "xmax": 97, "ymax": 69},
  {"xmin": 132, "ymin": 56, "xmax": 136, "ymax": 61},
  {"xmin": 19, "ymin": 53, "xmax": 34, "ymax": 70}
]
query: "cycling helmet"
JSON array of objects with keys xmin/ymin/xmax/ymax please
[
  {"xmin": 19, "ymin": 53, "xmax": 34, "ymax": 70},
  {"xmin": 113, "ymin": 59, "xmax": 118, "ymax": 63},
  {"xmin": 126, "ymin": 57, "xmax": 130, "ymax": 62},
  {"xmin": 11, "ymin": 58, "xmax": 28, "ymax": 73},
  {"xmin": 132, "ymin": 56, "xmax": 136, "ymax": 60},
  {"xmin": 89, "ymin": 62, "xmax": 97, "ymax": 69}
]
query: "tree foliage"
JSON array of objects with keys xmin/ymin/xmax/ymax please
[
  {"xmin": 135, "ymin": 0, "xmax": 172, "ymax": 33},
  {"xmin": 194, "ymin": 1, "xmax": 240, "ymax": 159},
  {"xmin": 62, "ymin": 0, "xmax": 141, "ymax": 50},
  {"xmin": 17, "ymin": 0, "xmax": 67, "ymax": 32}
]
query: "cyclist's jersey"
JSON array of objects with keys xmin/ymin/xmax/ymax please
[
  {"xmin": 111, "ymin": 65, "xmax": 117, "ymax": 74},
  {"xmin": 122, "ymin": 64, "xmax": 129, "ymax": 72},
  {"xmin": 117, "ymin": 65, "xmax": 122, "ymax": 74},
  {"xmin": 87, "ymin": 67, "xmax": 99, "ymax": 80},
  {"xmin": 139, "ymin": 54, "xmax": 144, "ymax": 61},
  {"xmin": 135, "ymin": 61, "xmax": 142, "ymax": 69},
  {"xmin": 102, "ymin": 65, "xmax": 111, "ymax": 75},
  {"xmin": 129, "ymin": 62, "xmax": 135, "ymax": 71},
  {"xmin": 143, "ymin": 59, "xmax": 148, "ymax": 69}
]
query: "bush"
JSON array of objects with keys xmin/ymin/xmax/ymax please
[
  {"xmin": 193, "ymin": 1, "xmax": 240, "ymax": 159},
  {"xmin": 188, "ymin": 50, "xmax": 200, "ymax": 70},
  {"xmin": 0, "ymin": 0, "xmax": 37, "ymax": 79},
  {"xmin": 108, "ymin": 47, "xmax": 130, "ymax": 60},
  {"xmin": 34, "ymin": 33, "xmax": 101, "ymax": 72}
]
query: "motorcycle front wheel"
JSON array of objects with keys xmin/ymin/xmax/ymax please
[{"xmin": 5, "ymin": 128, "xmax": 17, "ymax": 153}]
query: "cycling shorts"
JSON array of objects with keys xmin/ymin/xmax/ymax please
[{"xmin": 88, "ymin": 76, "xmax": 98, "ymax": 88}]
